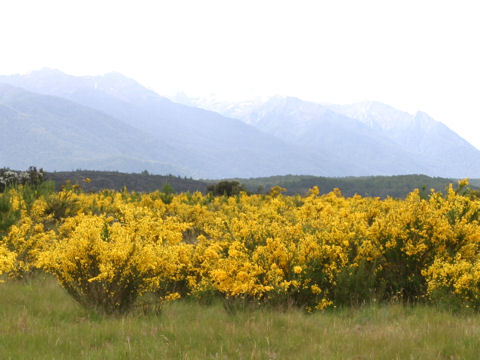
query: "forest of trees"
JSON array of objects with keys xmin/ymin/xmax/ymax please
[
  {"xmin": 44, "ymin": 170, "xmax": 208, "ymax": 193},
  {"xmin": 2, "ymin": 168, "xmax": 475, "ymax": 199},
  {"xmin": 232, "ymin": 174, "xmax": 474, "ymax": 198}
]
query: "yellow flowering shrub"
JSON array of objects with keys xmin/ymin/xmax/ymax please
[
  {"xmin": 4, "ymin": 178, "xmax": 480, "ymax": 312},
  {"xmin": 2, "ymin": 216, "xmax": 55, "ymax": 277},
  {"xmin": 424, "ymin": 256, "xmax": 480, "ymax": 309},
  {"xmin": 0, "ymin": 244, "xmax": 15, "ymax": 280},
  {"xmin": 0, "ymin": 189, "xmax": 56, "ymax": 277},
  {"xmin": 36, "ymin": 208, "xmax": 190, "ymax": 314}
]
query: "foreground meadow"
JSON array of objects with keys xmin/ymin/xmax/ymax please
[{"xmin": 2, "ymin": 275, "xmax": 480, "ymax": 359}]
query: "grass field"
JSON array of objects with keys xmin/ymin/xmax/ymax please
[{"xmin": 1, "ymin": 276, "xmax": 480, "ymax": 359}]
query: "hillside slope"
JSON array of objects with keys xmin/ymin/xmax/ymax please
[
  {"xmin": 184, "ymin": 95, "xmax": 480, "ymax": 178},
  {"xmin": 0, "ymin": 83, "xmax": 186, "ymax": 174},
  {"xmin": 0, "ymin": 70, "xmax": 361, "ymax": 178},
  {"xmin": 330, "ymin": 101, "xmax": 480, "ymax": 178}
]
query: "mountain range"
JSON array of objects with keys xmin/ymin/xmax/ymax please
[
  {"xmin": 178, "ymin": 95, "xmax": 480, "ymax": 178},
  {"xmin": 1, "ymin": 69, "xmax": 479, "ymax": 178}
]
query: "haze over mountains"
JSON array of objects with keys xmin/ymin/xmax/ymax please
[
  {"xmin": 1, "ymin": 69, "xmax": 479, "ymax": 179},
  {"xmin": 179, "ymin": 95, "xmax": 480, "ymax": 178}
]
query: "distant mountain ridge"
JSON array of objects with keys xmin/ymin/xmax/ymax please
[
  {"xmin": 180, "ymin": 95, "xmax": 480, "ymax": 178},
  {"xmin": 0, "ymin": 83, "xmax": 185, "ymax": 174},
  {"xmin": 208, "ymin": 96, "xmax": 430, "ymax": 175},
  {"xmin": 2, "ymin": 69, "xmax": 480, "ymax": 178},
  {"xmin": 329, "ymin": 101, "xmax": 480, "ymax": 177},
  {"xmin": 1, "ymin": 70, "xmax": 353, "ymax": 178}
]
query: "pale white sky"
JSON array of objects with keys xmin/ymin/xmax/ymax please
[{"xmin": 1, "ymin": 0, "xmax": 480, "ymax": 147}]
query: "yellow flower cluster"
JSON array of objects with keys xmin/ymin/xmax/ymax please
[
  {"xmin": 0, "ymin": 244, "xmax": 15, "ymax": 280},
  {"xmin": 2, "ymin": 180, "xmax": 480, "ymax": 312}
]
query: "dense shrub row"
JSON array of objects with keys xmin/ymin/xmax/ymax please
[{"xmin": 1, "ymin": 180, "xmax": 480, "ymax": 314}]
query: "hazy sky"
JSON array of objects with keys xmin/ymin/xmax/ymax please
[{"xmin": 1, "ymin": 0, "xmax": 480, "ymax": 147}]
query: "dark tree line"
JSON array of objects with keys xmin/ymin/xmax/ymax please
[{"xmin": 206, "ymin": 181, "xmax": 247, "ymax": 196}]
